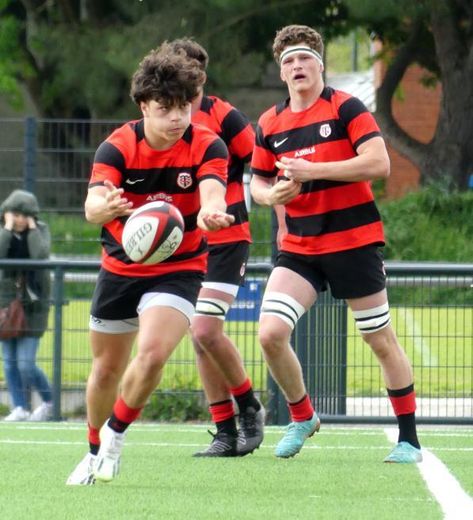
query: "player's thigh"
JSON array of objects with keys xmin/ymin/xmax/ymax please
[
  {"xmin": 138, "ymin": 305, "xmax": 190, "ymax": 362},
  {"xmin": 89, "ymin": 330, "xmax": 135, "ymax": 373},
  {"xmin": 346, "ymin": 288, "xmax": 388, "ymax": 311},
  {"xmin": 264, "ymin": 266, "xmax": 317, "ymax": 309}
]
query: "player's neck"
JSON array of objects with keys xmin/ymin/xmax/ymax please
[
  {"xmin": 289, "ymin": 82, "xmax": 324, "ymax": 112},
  {"xmin": 144, "ymin": 129, "xmax": 181, "ymax": 151}
]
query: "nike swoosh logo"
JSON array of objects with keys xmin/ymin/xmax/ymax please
[
  {"xmin": 125, "ymin": 178, "xmax": 145, "ymax": 185},
  {"xmin": 274, "ymin": 137, "xmax": 288, "ymax": 148}
]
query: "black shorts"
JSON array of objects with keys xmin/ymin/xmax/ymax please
[
  {"xmin": 205, "ymin": 241, "xmax": 250, "ymax": 286},
  {"xmin": 276, "ymin": 245, "xmax": 386, "ymax": 299},
  {"xmin": 91, "ymin": 268, "xmax": 204, "ymax": 320}
]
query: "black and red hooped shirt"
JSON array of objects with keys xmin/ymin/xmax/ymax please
[
  {"xmin": 89, "ymin": 119, "xmax": 228, "ymax": 277},
  {"xmin": 251, "ymin": 86, "xmax": 385, "ymax": 256},
  {"xmin": 192, "ymin": 95, "xmax": 254, "ymax": 245}
]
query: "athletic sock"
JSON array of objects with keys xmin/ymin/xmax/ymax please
[
  {"xmin": 231, "ymin": 378, "xmax": 261, "ymax": 414},
  {"xmin": 107, "ymin": 396, "xmax": 143, "ymax": 434},
  {"xmin": 88, "ymin": 423, "xmax": 100, "ymax": 455},
  {"xmin": 288, "ymin": 394, "xmax": 314, "ymax": 422},
  {"xmin": 209, "ymin": 399, "xmax": 238, "ymax": 437},
  {"xmin": 387, "ymin": 384, "xmax": 421, "ymax": 449}
]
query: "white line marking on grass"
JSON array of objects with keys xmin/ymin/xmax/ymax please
[
  {"xmin": 384, "ymin": 428, "xmax": 473, "ymax": 519},
  {"xmin": 1, "ymin": 423, "xmax": 471, "ymax": 437},
  {"xmin": 399, "ymin": 309, "xmax": 438, "ymax": 366},
  {"xmin": 1, "ymin": 437, "xmax": 473, "ymax": 454}
]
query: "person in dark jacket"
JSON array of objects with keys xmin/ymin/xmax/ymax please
[{"xmin": 0, "ymin": 189, "xmax": 53, "ymax": 421}]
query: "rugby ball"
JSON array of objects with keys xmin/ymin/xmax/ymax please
[{"xmin": 122, "ymin": 201, "xmax": 185, "ymax": 264}]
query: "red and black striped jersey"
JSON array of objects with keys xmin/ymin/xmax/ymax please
[
  {"xmin": 89, "ymin": 119, "xmax": 228, "ymax": 277},
  {"xmin": 192, "ymin": 95, "xmax": 254, "ymax": 245},
  {"xmin": 251, "ymin": 87, "xmax": 385, "ymax": 255}
]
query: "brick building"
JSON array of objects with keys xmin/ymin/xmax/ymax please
[{"xmin": 373, "ymin": 60, "xmax": 442, "ymax": 199}]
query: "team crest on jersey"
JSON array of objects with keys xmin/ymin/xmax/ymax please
[
  {"xmin": 177, "ymin": 172, "xmax": 193, "ymax": 189},
  {"xmin": 319, "ymin": 124, "xmax": 332, "ymax": 138}
]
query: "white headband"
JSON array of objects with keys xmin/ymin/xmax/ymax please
[{"xmin": 279, "ymin": 45, "xmax": 323, "ymax": 66}]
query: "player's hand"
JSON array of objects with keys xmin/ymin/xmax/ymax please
[
  {"xmin": 268, "ymin": 177, "xmax": 301, "ymax": 205},
  {"xmin": 275, "ymin": 156, "xmax": 316, "ymax": 183},
  {"xmin": 197, "ymin": 208, "xmax": 235, "ymax": 231},
  {"xmin": 104, "ymin": 180, "xmax": 134, "ymax": 218}
]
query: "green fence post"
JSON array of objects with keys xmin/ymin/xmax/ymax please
[
  {"xmin": 23, "ymin": 117, "xmax": 37, "ymax": 193},
  {"xmin": 52, "ymin": 266, "xmax": 64, "ymax": 421},
  {"xmin": 295, "ymin": 292, "xmax": 347, "ymax": 416}
]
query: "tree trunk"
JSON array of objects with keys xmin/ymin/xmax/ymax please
[
  {"xmin": 421, "ymin": 2, "xmax": 473, "ymax": 190},
  {"xmin": 422, "ymin": 73, "xmax": 473, "ymax": 190}
]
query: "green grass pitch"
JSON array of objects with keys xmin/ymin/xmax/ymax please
[{"xmin": 0, "ymin": 422, "xmax": 472, "ymax": 519}]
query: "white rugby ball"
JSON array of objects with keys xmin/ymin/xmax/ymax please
[{"xmin": 122, "ymin": 201, "xmax": 185, "ymax": 264}]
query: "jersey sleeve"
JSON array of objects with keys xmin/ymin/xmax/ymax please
[
  {"xmin": 250, "ymin": 122, "xmax": 277, "ymax": 178},
  {"xmin": 196, "ymin": 136, "xmax": 228, "ymax": 186},
  {"xmin": 220, "ymin": 108, "xmax": 255, "ymax": 163},
  {"xmin": 89, "ymin": 141, "xmax": 124, "ymax": 188},
  {"xmin": 338, "ymin": 96, "xmax": 382, "ymax": 151}
]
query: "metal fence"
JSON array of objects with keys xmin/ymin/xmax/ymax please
[
  {"xmin": 1, "ymin": 117, "xmax": 472, "ymax": 424},
  {"xmin": 1, "ymin": 259, "xmax": 471, "ymax": 425},
  {"xmin": 0, "ymin": 116, "xmax": 273, "ymax": 260},
  {"xmin": 0, "ymin": 117, "xmax": 121, "ymax": 212}
]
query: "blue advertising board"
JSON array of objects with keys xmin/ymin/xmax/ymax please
[{"xmin": 227, "ymin": 279, "xmax": 263, "ymax": 321}]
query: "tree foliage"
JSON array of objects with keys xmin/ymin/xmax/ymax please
[
  {"xmin": 0, "ymin": 0, "xmax": 350, "ymax": 118},
  {"xmin": 1, "ymin": 0, "xmax": 472, "ymax": 190}
]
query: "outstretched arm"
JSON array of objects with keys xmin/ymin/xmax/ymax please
[
  {"xmin": 84, "ymin": 180, "xmax": 134, "ymax": 225},
  {"xmin": 198, "ymin": 178, "xmax": 235, "ymax": 231}
]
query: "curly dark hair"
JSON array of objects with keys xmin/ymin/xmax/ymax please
[
  {"xmin": 166, "ymin": 38, "xmax": 209, "ymax": 71},
  {"xmin": 272, "ymin": 25, "xmax": 324, "ymax": 63},
  {"xmin": 130, "ymin": 42, "xmax": 206, "ymax": 107}
]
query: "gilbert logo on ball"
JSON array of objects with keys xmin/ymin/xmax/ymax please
[{"xmin": 122, "ymin": 201, "xmax": 185, "ymax": 264}]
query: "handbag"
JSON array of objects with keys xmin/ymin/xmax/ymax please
[{"xmin": 0, "ymin": 278, "xmax": 26, "ymax": 340}]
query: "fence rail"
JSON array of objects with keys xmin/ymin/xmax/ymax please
[{"xmin": 0, "ymin": 259, "xmax": 472, "ymax": 425}]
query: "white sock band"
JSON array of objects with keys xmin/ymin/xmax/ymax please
[
  {"xmin": 260, "ymin": 291, "xmax": 306, "ymax": 329},
  {"xmin": 352, "ymin": 303, "xmax": 391, "ymax": 334}
]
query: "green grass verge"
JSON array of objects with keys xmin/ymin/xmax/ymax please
[
  {"xmin": 1, "ymin": 303, "xmax": 470, "ymax": 403},
  {"xmin": 0, "ymin": 301, "xmax": 473, "ymax": 408}
]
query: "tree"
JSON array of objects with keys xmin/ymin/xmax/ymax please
[
  {"xmin": 0, "ymin": 0, "xmax": 350, "ymax": 118},
  {"xmin": 347, "ymin": 0, "xmax": 473, "ymax": 190},
  {"xmin": 3, "ymin": 0, "xmax": 471, "ymax": 190}
]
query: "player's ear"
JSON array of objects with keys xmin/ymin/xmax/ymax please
[
  {"xmin": 140, "ymin": 101, "xmax": 149, "ymax": 117},
  {"xmin": 279, "ymin": 67, "xmax": 287, "ymax": 84}
]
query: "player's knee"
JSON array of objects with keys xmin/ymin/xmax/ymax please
[
  {"xmin": 135, "ymin": 348, "xmax": 167, "ymax": 374},
  {"xmin": 191, "ymin": 321, "xmax": 220, "ymax": 352},
  {"xmin": 258, "ymin": 322, "xmax": 289, "ymax": 356},
  {"xmin": 91, "ymin": 363, "xmax": 122, "ymax": 389},
  {"xmin": 365, "ymin": 328, "xmax": 400, "ymax": 361}
]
